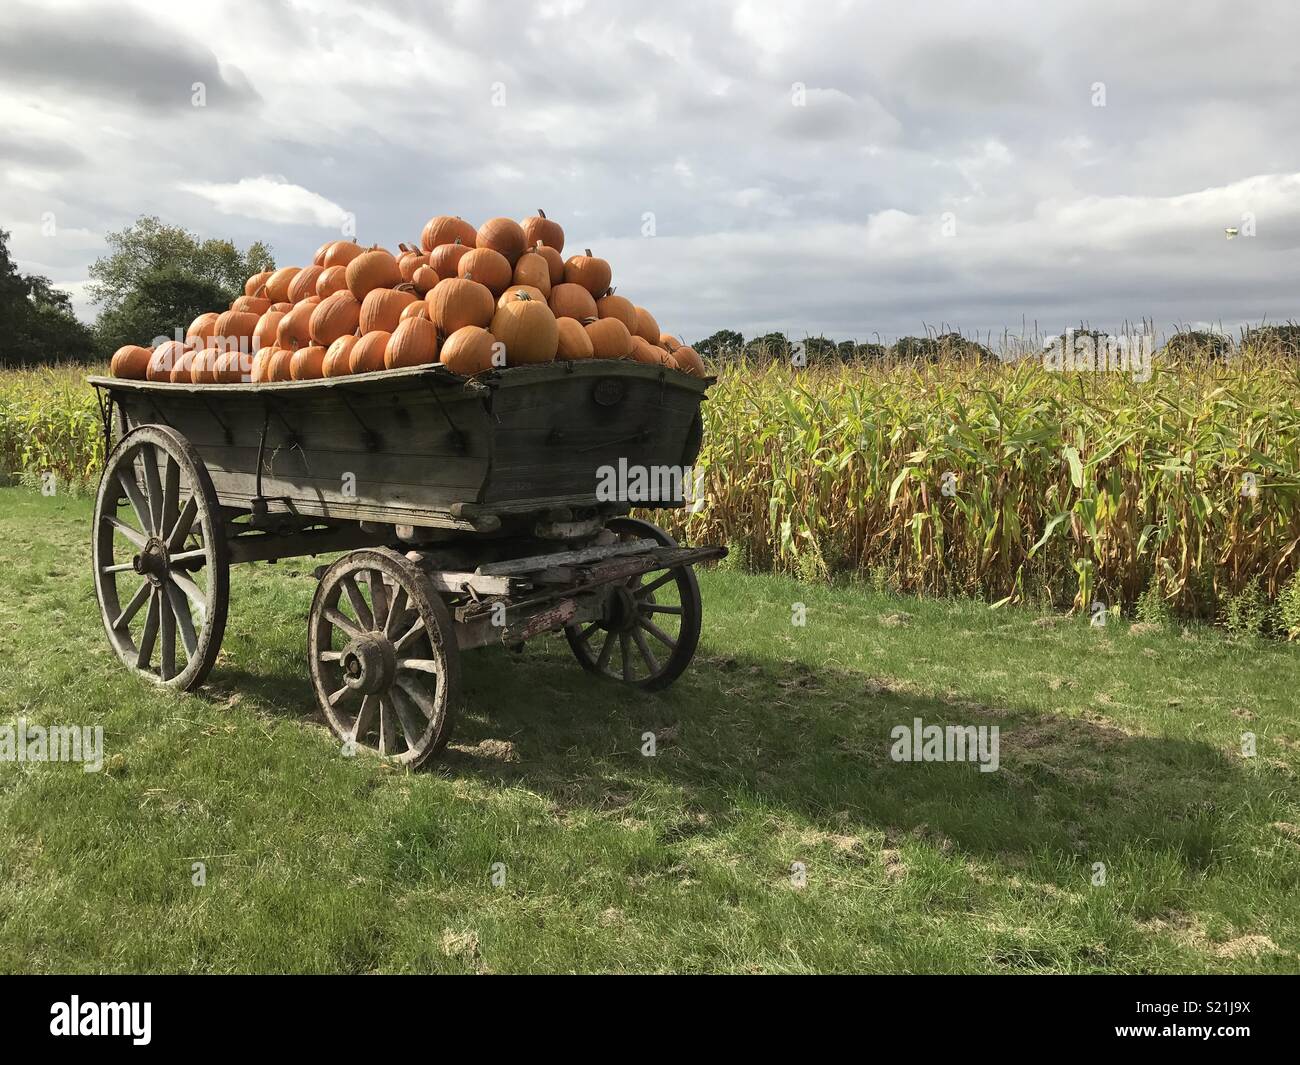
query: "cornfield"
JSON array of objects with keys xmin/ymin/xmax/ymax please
[{"xmin": 4, "ymin": 351, "xmax": 1300, "ymax": 631}]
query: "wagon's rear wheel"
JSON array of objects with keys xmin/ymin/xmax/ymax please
[
  {"xmin": 565, "ymin": 516, "xmax": 702, "ymax": 691},
  {"xmin": 309, "ymin": 548, "xmax": 461, "ymax": 768},
  {"xmin": 92, "ymin": 424, "xmax": 230, "ymax": 691}
]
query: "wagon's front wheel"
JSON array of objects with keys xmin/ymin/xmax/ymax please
[
  {"xmin": 565, "ymin": 517, "xmax": 702, "ymax": 691},
  {"xmin": 92, "ymin": 424, "xmax": 230, "ymax": 691},
  {"xmin": 309, "ymin": 548, "xmax": 461, "ymax": 768}
]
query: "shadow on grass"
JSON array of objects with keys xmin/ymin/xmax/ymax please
[{"xmin": 209, "ymin": 627, "xmax": 1268, "ymax": 878}]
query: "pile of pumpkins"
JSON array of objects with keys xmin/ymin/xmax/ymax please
[{"xmin": 109, "ymin": 210, "xmax": 707, "ymax": 384}]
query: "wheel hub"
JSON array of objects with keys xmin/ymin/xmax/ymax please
[
  {"xmin": 605, "ymin": 585, "xmax": 641, "ymax": 633},
  {"xmin": 340, "ymin": 633, "xmax": 396, "ymax": 694},
  {"xmin": 133, "ymin": 536, "xmax": 170, "ymax": 585}
]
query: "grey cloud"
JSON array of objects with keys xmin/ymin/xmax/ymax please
[{"xmin": 0, "ymin": 2, "xmax": 259, "ymax": 110}]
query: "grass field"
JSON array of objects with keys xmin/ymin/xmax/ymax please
[{"xmin": 1, "ymin": 488, "xmax": 1298, "ymax": 973}]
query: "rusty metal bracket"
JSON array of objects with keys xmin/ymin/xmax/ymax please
[{"xmin": 338, "ymin": 391, "xmax": 382, "ymax": 451}]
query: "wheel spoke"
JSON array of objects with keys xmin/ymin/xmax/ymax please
[
  {"xmin": 327, "ymin": 684, "xmax": 354, "ymax": 707},
  {"xmin": 595, "ymin": 630, "xmax": 614, "ymax": 672},
  {"xmin": 101, "ymin": 560, "xmax": 137, "ymax": 574},
  {"xmin": 619, "ymin": 632, "xmax": 633, "ymax": 680},
  {"xmin": 637, "ymin": 571, "xmax": 674, "ymax": 598},
  {"xmin": 161, "ymin": 456, "xmax": 181, "ymax": 541},
  {"xmin": 632, "ymin": 627, "xmax": 660, "ymax": 675},
  {"xmin": 170, "ymin": 548, "xmax": 208, "ymax": 566},
  {"xmin": 342, "ymin": 575, "xmax": 374, "ymax": 631},
  {"xmin": 136, "ymin": 592, "xmax": 160, "ymax": 669},
  {"xmin": 325, "ymin": 606, "xmax": 362, "ymax": 639},
  {"xmin": 393, "ymin": 616, "xmax": 425, "ymax": 653},
  {"xmin": 397, "ymin": 658, "xmax": 441, "ymax": 675},
  {"xmin": 352, "ymin": 693, "xmax": 379, "ymax": 738},
  {"xmin": 140, "ymin": 444, "xmax": 165, "ymax": 535},
  {"xmin": 318, "ymin": 650, "xmax": 342, "ymax": 663},
  {"xmin": 368, "ymin": 570, "xmax": 390, "ymax": 635},
  {"xmin": 395, "ymin": 675, "xmax": 438, "ymax": 719},
  {"xmin": 642, "ymin": 602, "xmax": 682, "ymax": 616},
  {"xmin": 105, "ymin": 514, "xmax": 147, "ymax": 549},
  {"xmin": 159, "ymin": 591, "xmax": 177, "ymax": 679},
  {"xmin": 383, "ymin": 585, "xmax": 408, "ymax": 637},
  {"xmin": 170, "ymin": 570, "xmax": 207, "ymax": 615},
  {"xmin": 165, "ymin": 581, "xmax": 198, "ymax": 658},
  {"xmin": 378, "ymin": 698, "xmax": 398, "ymax": 754},
  {"xmin": 117, "ymin": 468, "xmax": 152, "ymax": 535},
  {"xmin": 638, "ymin": 615, "xmax": 678, "ymax": 650},
  {"xmin": 112, "ymin": 580, "xmax": 151, "ymax": 630},
  {"xmin": 578, "ymin": 621, "xmax": 600, "ymax": 642},
  {"xmin": 167, "ymin": 495, "xmax": 198, "ymax": 551},
  {"xmin": 390, "ymin": 686, "xmax": 426, "ymax": 749}
]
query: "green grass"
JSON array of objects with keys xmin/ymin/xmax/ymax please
[{"xmin": 1, "ymin": 487, "xmax": 1298, "ymax": 973}]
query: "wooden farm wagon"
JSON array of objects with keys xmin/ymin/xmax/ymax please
[{"xmin": 88, "ymin": 361, "xmax": 722, "ymax": 766}]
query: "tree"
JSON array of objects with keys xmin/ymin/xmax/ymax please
[
  {"xmin": 694, "ymin": 330, "xmax": 744, "ymax": 360},
  {"xmin": 88, "ymin": 215, "xmax": 274, "ymax": 314},
  {"xmin": 743, "ymin": 332, "xmax": 791, "ymax": 361},
  {"xmin": 94, "ymin": 267, "xmax": 234, "ymax": 354},
  {"xmin": 0, "ymin": 228, "xmax": 97, "ymax": 366}
]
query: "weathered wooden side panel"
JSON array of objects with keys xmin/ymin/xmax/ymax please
[{"xmin": 91, "ymin": 362, "xmax": 711, "ymax": 526}]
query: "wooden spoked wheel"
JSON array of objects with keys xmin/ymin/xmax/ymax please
[
  {"xmin": 309, "ymin": 548, "xmax": 461, "ymax": 767},
  {"xmin": 92, "ymin": 424, "xmax": 230, "ymax": 691},
  {"xmin": 565, "ymin": 517, "xmax": 702, "ymax": 691}
]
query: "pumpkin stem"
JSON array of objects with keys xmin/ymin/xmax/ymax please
[
  {"xmin": 453, "ymin": 237, "xmax": 462, "ymax": 245},
  {"xmin": 584, "ymin": 248, "xmax": 592, "ymax": 257},
  {"xmin": 538, "ymin": 209, "xmax": 546, "ymax": 219},
  {"xmin": 515, "ymin": 290, "xmax": 532, "ymax": 301}
]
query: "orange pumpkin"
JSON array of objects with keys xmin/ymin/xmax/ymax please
[
  {"xmin": 186, "ymin": 312, "xmax": 220, "ymax": 344},
  {"xmin": 265, "ymin": 266, "xmax": 301, "ymax": 303},
  {"xmin": 231, "ymin": 295, "xmax": 271, "ymax": 316},
  {"xmin": 400, "ymin": 300, "xmax": 431, "ymax": 321},
  {"xmin": 520, "ymin": 209, "xmax": 564, "ymax": 253},
  {"xmin": 385, "ymin": 317, "xmax": 439, "ymax": 369},
  {"xmin": 630, "ymin": 336, "xmax": 672, "ymax": 366},
  {"xmin": 457, "ymin": 248, "xmax": 512, "ymax": 296},
  {"xmin": 512, "ymin": 251, "xmax": 552, "ymax": 297},
  {"xmin": 427, "ymin": 276, "xmax": 494, "ymax": 335},
  {"xmin": 411, "ymin": 264, "xmax": 440, "ymax": 295},
  {"xmin": 555, "ymin": 318, "xmax": 593, "ymax": 361},
  {"xmin": 316, "ymin": 265, "xmax": 348, "ymax": 299},
  {"xmin": 429, "ymin": 238, "xmax": 472, "ymax": 280},
  {"xmin": 322, "ymin": 335, "xmax": 358, "ymax": 377},
  {"xmin": 212, "ymin": 349, "xmax": 250, "ymax": 384},
  {"xmin": 596, "ymin": 292, "xmax": 636, "ymax": 331},
  {"xmin": 659, "ymin": 333, "xmax": 682, "ymax": 352},
  {"xmin": 346, "ymin": 249, "xmax": 403, "ymax": 300},
  {"xmin": 310, "ymin": 290, "xmax": 362, "ymax": 346},
  {"xmin": 532, "ymin": 242, "xmax": 564, "ymax": 286},
  {"xmin": 496, "ymin": 285, "xmax": 546, "ymax": 310},
  {"xmin": 489, "ymin": 290, "xmax": 558, "ymax": 365},
  {"xmin": 585, "ymin": 317, "xmax": 633, "ymax": 359},
  {"xmin": 548, "ymin": 283, "xmax": 597, "ymax": 321},
  {"xmin": 359, "ymin": 287, "xmax": 417, "ymax": 333},
  {"xmin": 476, "ymin": 217, "xmax": 527, "ymax": 265},
  {"xmin": 110, "ymin": 344, "xmax": 153, "ymax": 379},
  {"xmin": 172, "ymin": 346, "xmax": 201, "ymax": 383},
  {"xmin": 349, "ymin": 330, "xmax": 392, "ymax": 374},
  {"xmin": 672, "ymin": 345, "xmax": 706, "ymax": 376},
  {"xmin": 148, "ymin": 341, "xmax": 189, "ymax": 381},
  {"xmin": 440, "ymin": 326, "xmax": 498, "ymax": 376},
  {"xmin": 254, "ymin": 310, "xmax": 286, "ymax": 349},
  {"xmin": 245, "ymin": 270, "xmax": 273, "ymax": 297},
  {"xmin": 276, "ymin": 301, "xmax": 316, "ymax": 349},
  {"xmin": 421, "ymin": 215, "xmax": 478, "ymax": 252},
  {"xmin": 633, "ymin": 307, "xmax": 660, "ymax": 345},
  {"xmin": 214, "ymin": 310, "xmax": 261, "ymax": 352},
  {"xmin": 398, "ymin": 246, "xmax": 428, "ymax": 283},
  {"xmin": 323, "ymin": 241, "xmax": 365, "ymax": 269},
  {"xmin": 312, "ymin": 241, "xmax": 333, "ymax": 267},
  {"xmin": 290, "ymin": 345, "xmax": 327, "ymax": 380},
  {"xmin": 267, "ymin": 348, "xmax": 295, "ymax": 382},
  {"xmin": 250, "ymin": 346, "xmax": 276, "ymax": 383},
  {"xmin": 288, "ymin": 265, "xmax": 325, "ymax": 304},
  {"xmin": 563, "ymin": 249, "xmax": 611, "ymax": 297}
]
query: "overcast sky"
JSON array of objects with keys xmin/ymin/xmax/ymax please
[{"xmin": 3, "ymin": 0, "xmax": 1299, "ymax": 345}]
